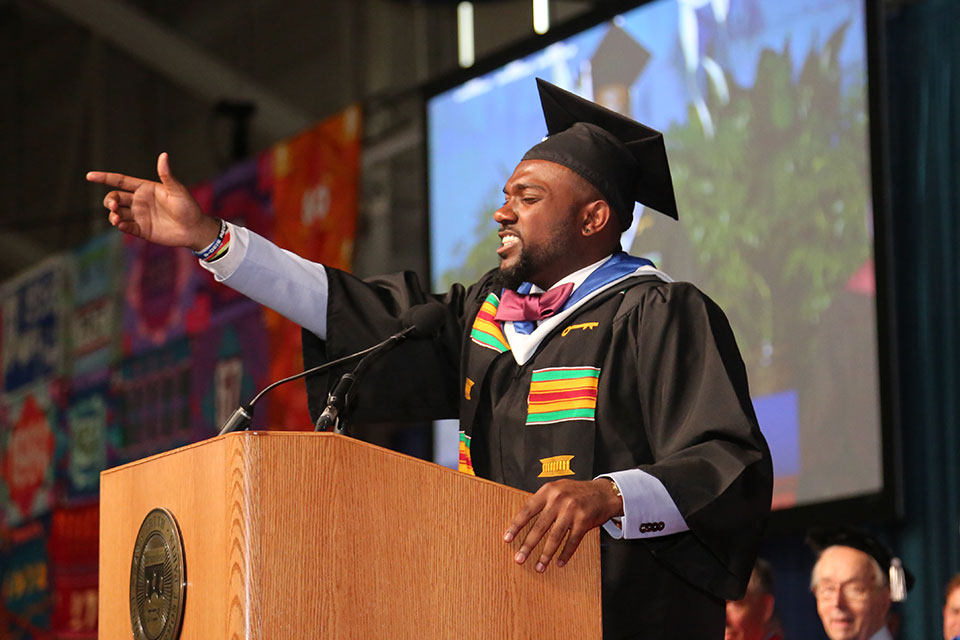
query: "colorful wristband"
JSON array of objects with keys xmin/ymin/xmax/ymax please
[
  {"xmin": 206, "ymin": 229, "xmax": 231, "ymax": 262},
  {"xmin": 193, "ymin": 219, "xmax": 228, "ymax": 261}
]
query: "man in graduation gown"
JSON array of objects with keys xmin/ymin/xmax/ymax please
[{"xmin": 87, "ymin": 79, "xmax": 773, "ymax": 639}]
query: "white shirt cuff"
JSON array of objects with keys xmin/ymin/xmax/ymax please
[
  {"xmin": 199, "ymin": 223, "xmax": 330, "ymax": 338},
  {"xmin": 198, "ymin": 220, "xmax": 249, "ymax": 280},
  {"xmin": 596, "ymin": 469, "xmax": 689, "ymax": 539}
]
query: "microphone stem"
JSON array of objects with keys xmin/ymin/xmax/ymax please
[
  {"xmin": 218, "ymin": 405, "xmax": 253, "ymax": 436},
  {"xmin": 248, "ymin": 327, "xmax": 412, "ymax": 407},
  {"xmin": 314, "ymin": 339, "xmax": 393, "ymax": 432},
  {"xmin": 219, "ymin": 324, "xmax": 416, "ymax": 436}
]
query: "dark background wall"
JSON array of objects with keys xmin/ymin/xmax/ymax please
[{"xmin": 885, "ymin": 0, "xmax": 959, "ymax": 637}]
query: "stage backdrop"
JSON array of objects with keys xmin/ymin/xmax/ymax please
[
  {"xmin": 427, "ymin": 0, "xmax": 880, "ymax": 513},
  {"xmin": 0, "ymin": 104, "xmax": 361, "ymax": 638}
]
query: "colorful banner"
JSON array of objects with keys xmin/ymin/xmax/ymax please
[
  {"xmin": 49, "ymin": 503, "xmax": 98, "ymax": 638},
  {"xmin": 2, "ymin": 258, "xmax": 66, "ymax": 393},
  {"xmin": 50, "ymin": 570, "xmax": 97, "ymax": 639},
  {"xmin": 67, "ymin": 235, "xmax": 122, "ymax": 381},
  {"xmin": 62, "ymin": 383, "xmax": 109, "ymax": 502},
  {"xmin": 190, "ymin": 300, "xmax": 269, "ymax": 437},
  {"xmin": 1, "ymin": 294, "xmax": 5, "ymax": 387},
  {"xmin": 48, "ymin": 502, "xmax": 98, "ymax": 569},
  {"xmin": 109, "ymin": 339, "xmax": 192, "ymax": 466},
  {"xmin": 1, "ymin": 381, "xmax": 61, "ymax": 526},
  {"xmin": 1, "ymin": 519, "xmax": 52, "ymax": 638},
  {"xmin": 0, "ymin": 105, "xmax": 363, "ymax": 637},
  {"xmin": 266, "ymin": 106, "xmax": 362, "ymax": 428},
  {"xmin": 190, "ymin": 153, "xmax": 276, "ymax": 328},
  {"xmin": 271, "ymin": 105, "xmax": 360, "ymax": 268},
  {"xmin": 121, "ymin": 238, "xmax": 202, "ymax": 355}
]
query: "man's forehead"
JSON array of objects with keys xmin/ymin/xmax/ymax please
[
  {"xmin": 505, "ymin": 159, "xmax": 573, "ymax": 188},
  {"xmin": 948, "ymin": 588, "xmax": 960, "ymax": 607},
  {"xmin": 502, "ymin": 180, "xmax": 546, "ymax": 194},
  {"xmin": 817, "ymin": 545, "xmax": 878, "ymax": 580}
]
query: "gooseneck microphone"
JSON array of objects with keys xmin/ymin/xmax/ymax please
[
  {"xmin": 217, "ymin": 303, "xmax": 445, "ymax": 436},
  {"xmin": 314, "ymin": 303, "xmax": 446, "ymax": 433}
]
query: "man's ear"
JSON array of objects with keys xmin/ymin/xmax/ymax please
[
  {"xmin": 581, "ymin": 200, "xmax": 613, "ymax": 237},
  {"xmin": 761, "ymin": 594, "xmax": 775, "ymax": 624}
]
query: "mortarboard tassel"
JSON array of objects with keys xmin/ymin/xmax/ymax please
[{"xmin": 889, "ymin": 557, "xmax": 907, "ymax": 602}]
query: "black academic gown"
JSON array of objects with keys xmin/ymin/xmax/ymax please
[{"xmin": 303, "ymin": 267, "xmax": 773, "ymax": 640}]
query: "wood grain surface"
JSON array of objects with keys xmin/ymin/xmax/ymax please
[{"xmin": 99, "ymin": 432, "xmax": 602, "ymax": 639}]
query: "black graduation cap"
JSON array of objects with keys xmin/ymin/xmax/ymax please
[
  {"xmin": 806, "ymin": 527, "xmax": 915, "ymax": 602},
  {"xmin": 590, "ymin": 24, "xmax": 651, "ymax": 94},
  {"xmin": 521, "ymin": 78, "xmax": 679, "ymax": 230}
]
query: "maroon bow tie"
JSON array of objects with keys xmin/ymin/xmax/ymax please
[{"xmin": 494, "ymin": 282, "xmax": 574, "ymax": 322}]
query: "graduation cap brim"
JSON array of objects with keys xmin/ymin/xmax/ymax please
[
  {"xmin": 807, "ymin": 527, "xmax": 915, "ymax": 594},
  {"xmin": 522, "ymin": 78, "xmax": 679, "ymax": 225}
]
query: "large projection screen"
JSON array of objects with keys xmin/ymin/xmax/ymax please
[{"xmin": 427, "ymin": 0, "xmax": 886, "ymax": 512}]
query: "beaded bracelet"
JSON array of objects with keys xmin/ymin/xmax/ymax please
[{"xmin": 193, "ymin": 218, "xmax": 227, "ymax": 261}]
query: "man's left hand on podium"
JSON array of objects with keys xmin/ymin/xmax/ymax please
[{"xmin": 502, "ymin": 478, "xmax": 623, "ymax": 573}]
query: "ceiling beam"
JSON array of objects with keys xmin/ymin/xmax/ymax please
[{"xmin": 41, "ymin": 0, "xmax": 313, "ymax": 140}]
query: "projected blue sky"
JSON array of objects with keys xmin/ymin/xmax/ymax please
[{"xmin": 429, "ymin": 0, "xmax": 866, "ymax": 286}]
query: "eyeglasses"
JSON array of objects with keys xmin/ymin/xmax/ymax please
[{"xmin": 813, "ymin": 581, "xmax": 879, "ymax": 603}]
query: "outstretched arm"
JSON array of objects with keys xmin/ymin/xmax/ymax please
[
  {"xmin": 88, "ymin": 152, "xmax": 336, "ymax": 338},
  {"xmin": 86, "ymin": 152, "xmax": 220, "ymax": 251}
]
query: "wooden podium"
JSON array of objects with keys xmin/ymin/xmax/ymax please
[{"xmin": 99, "ymin": 432, "xmax": 602, "ymax": 639}]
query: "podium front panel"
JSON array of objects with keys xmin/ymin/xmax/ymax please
[{"xmin": 100, "ymin": 432, "xmax": 601, "ymax": 639}]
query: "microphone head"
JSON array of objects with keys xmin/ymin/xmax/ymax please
[{"xmin": 402, "ymin": 303, "xmax": 446, "ymax": 338}]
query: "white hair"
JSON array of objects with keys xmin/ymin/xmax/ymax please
[{"xmin": 810, "ymin": 545, "xmax": 888, "ymax": 592}]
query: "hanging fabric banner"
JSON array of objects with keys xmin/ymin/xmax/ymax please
[
  {"xmin": 190, "ymin": 152, "xmax": 276, "ymax": 332},
  {"xmin": 62, "ymin": 382, "xmax": 109, "ymax": 503},
  {"xmin": 108, "ymin": 339, "xmax": 192, "ymax": 466},
  {"xmin": 1, "ymin": 258, "xmax": 66, "ymax": 393},
  {"xmin": 266, "ymin": 105, "xmax": 362, "ymax": 429},
  {"xmin": 1, "ymin": 381, "xmax": 61, "ymax": 526},
  {"xmin": 0, "ymin": 518, "xmax": 52, "ymax": 639},
  {"xmin": 67, "ymin": 235, "xmax": 122, "ymax": 382},
  {"xmin": 49, "ymin": 502, "xmax": 99, "ymax": 638},
  {"xmin": 190, "ymin": 300, "xmax": 269, "ymax": 438}
]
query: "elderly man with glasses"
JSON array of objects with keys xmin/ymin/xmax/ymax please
[{"xmin": 808, "ymin": 529, "xmax": 913, "ymax": 640}]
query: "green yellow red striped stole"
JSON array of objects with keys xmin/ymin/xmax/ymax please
[
  {"xmin": 458, "ymin": 431, "xmax": 475, "ymax": 475},
  {"xmin": 526, "ymin": 366, "xmax": 600, "ymax": 425},
  {"xmin": 469, "ymin": 293, "xmax": 510, "ymax": 353}
]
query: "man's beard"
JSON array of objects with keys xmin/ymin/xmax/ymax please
[
  {"xmin": 491, "ymin": 225, "xmax": 576, "ymax": 291},
  {"xmin": 491, "ymin": 248, "xmax": 533, "ymax": 290}
]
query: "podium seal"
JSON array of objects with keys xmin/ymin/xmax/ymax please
[{"xmin": 130, "ymin": 507, "xmax": 186, "ymax": 640}]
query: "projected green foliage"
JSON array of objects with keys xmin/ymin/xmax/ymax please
[
  {"xmin": 665, "ymin": 21, "xmax": 870, "ymax": 390},
  {"xmin": 438, "ymin": 187, "xmax": 502, "ymax": 291},
  {"xmin": 437, "ymin": 22, "xmax": 870, "ymax": 396}
]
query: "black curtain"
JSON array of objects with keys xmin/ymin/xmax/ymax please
[{"xmin": 886, "ymin": 0, "xmax": 960, "ymax": 637}]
